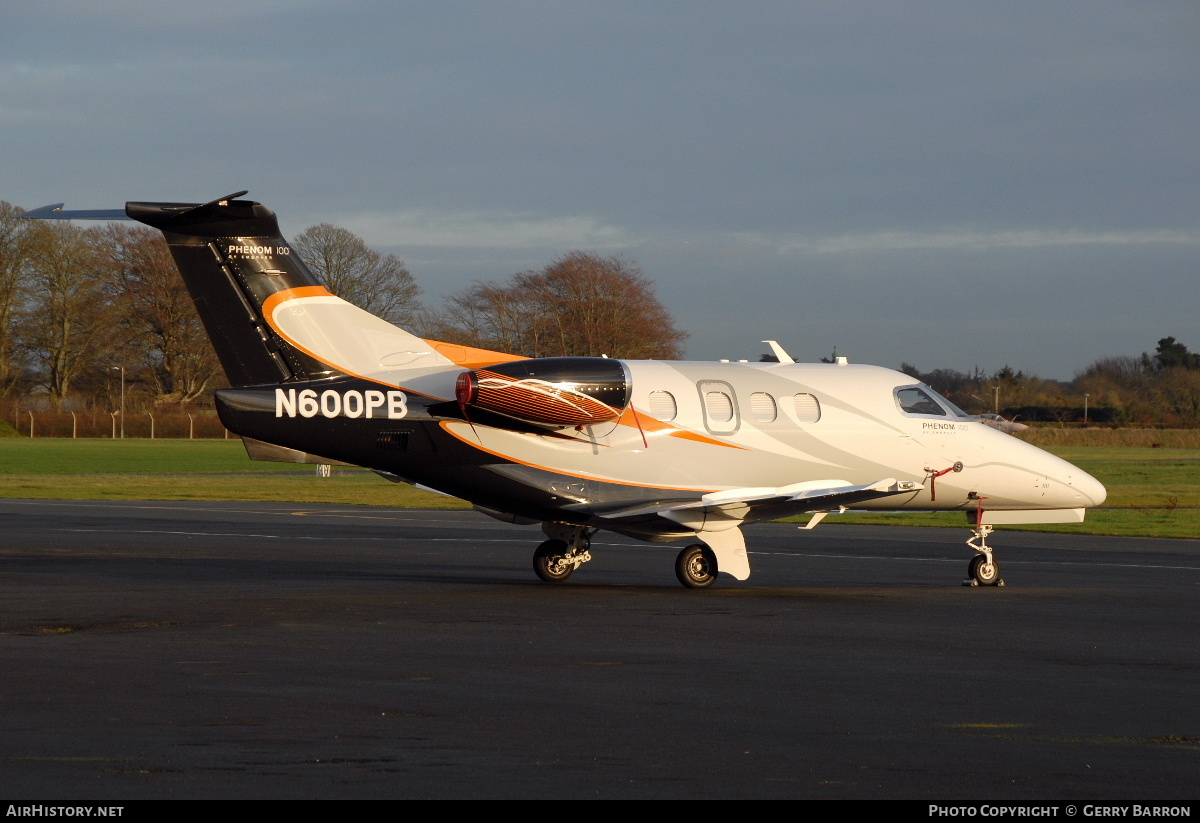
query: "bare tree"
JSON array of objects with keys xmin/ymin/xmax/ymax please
[
  {"xmin": 18, "ymin": 222, "xmax": 115, "ymax": 409},
  {"xmin": 291, "ymin": 224, "xmax": 421, "ymax": 326},
  {"xmin": 1158, "ymin": 367, "xmax": 1200, "ymax": 426},
  {"xmin": 433, "ymin": 280, "xmax": 535, "ymax": 355},
  {"xmin": 98, "ymin": 224, "xmax": 222, "ymax": 405},
  {"xmin": 433, "ymin": 252, "xmax": 688, "ymax": 359},
  {"xmin": 1074, "ymin": 356, "xmax": 1158, "ymax": 425},
  {"xmin": 0, "ymin": 201, "xmax": 31, "ymax": 397}
]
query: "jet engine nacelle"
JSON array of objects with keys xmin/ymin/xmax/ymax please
[{"xmin": 454, "ymin": 356, "xmax": 631, "ymax": 428}]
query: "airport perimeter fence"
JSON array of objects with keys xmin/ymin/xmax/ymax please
[{"xmin": 6, "ymin": 409, "xmax": 231, "ymax": 439}]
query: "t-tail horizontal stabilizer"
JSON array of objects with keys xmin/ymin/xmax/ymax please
[
  {"xmin": 21, "ymin": 192, "xmax": 251, "ymax": 223},
  {"xmin": 22, "ymin": 192, "xmax": 345, "ymax": 387},
  {"xmin": 21, "ymin": 203, "xmax": 132, "ymax": 221}
]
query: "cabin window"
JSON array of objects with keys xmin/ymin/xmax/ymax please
[
  {"xmin": 895, "ymin": 386, "xmax": 946, "ymax": 416},
  {"xmin": 793, "ymin": 393, "xmax": 821, "ymax": 423},
  {"xmin": 648, "ymin": 390, "xmax": 677, "ymax": 421},
  {"xmin": 705, "ymin": 391, "xmax": 734, "ymax": 422},
  {"xmin": 749, "ymin": 392, "xmax": 777, "ymax": 422},
  {"xmin": 698, "ymin": 380, "xmax": 740, "ymax": 434}
]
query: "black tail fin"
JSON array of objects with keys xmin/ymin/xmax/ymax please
[{"xmin": 126, "ymin": 194, "xmax": 342, "ymax": 387}]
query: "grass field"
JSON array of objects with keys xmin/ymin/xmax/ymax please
[
  {"xmin": 0, "ymin": 439, "xmax": 465, "ymax": 508},
  {"xmin": 0, "ymin": 438, "xmax": 1196, "ymax": 538}
]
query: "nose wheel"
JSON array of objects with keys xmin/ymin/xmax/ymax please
[
  {"xmin": 964, "ymin": 523, "xmax": 1005, "ymax": 587},
  {"xmin": 967, "ymin": 553, "xmax": 1001, "ymax": 586}
]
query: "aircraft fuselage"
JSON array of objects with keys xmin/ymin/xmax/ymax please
[{"xmin": 216, "ymin": 358, "xmax": 1106, "ymax": 532}]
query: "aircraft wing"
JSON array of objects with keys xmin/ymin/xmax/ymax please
[
  {"xmin": 585, "ymin": 478, "xmax": 918, "ymax": 581},
  {"xmin": 598, "ymin": 478, "xmax": 918, "ymax": 533},
  {"xmin": 652, "ymin": 478, "xmax": 918, "ymax": 531}
]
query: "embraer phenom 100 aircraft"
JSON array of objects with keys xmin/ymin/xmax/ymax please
[{"xmin": 25, "ymin": 193, "xmax": 1106, "ymax": 588}]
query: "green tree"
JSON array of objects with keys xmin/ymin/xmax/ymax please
[{"xmin": 1152, "ymin": 336, "xmax": 1200, "ymax": 371}]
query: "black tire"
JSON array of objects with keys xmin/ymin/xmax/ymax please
[
  {"xmin": 675, "ymin": 544, "xmax": 718, "ymax": 589},
  {"xmin": 533, "ymin": 539, "xmax": 574, "ymax": 582},
  {"xmin": 968, "ymin": 554, "xmax": 1000, "ymax": 586}
]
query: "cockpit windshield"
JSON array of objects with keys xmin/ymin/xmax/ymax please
[
  {"xmin": 930, "ymin": 386, "xmax": 973, "ymax": 418},
  {"xmin": 895, "ymin": 385, "xmax": 974, "ymax": 419}
]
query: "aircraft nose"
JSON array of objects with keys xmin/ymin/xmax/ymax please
[
  {"xmin": 1070, "ymin": 469, "xmax": 1107, "ymax": 507},
  {"xmin": 1033, "ymin": 447, "xmax": 1107, "ymax": 508},
  {"xmin": 975, "ymin": 430, "xmax": 1107, "ymax": 510}
]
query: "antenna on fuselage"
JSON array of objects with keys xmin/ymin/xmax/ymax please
[{"xmin": 762, "ymin": 340, "xmax": 795, "ymax": 364}]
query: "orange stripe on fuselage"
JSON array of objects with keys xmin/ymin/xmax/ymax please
[
  {"xmin": 424, "ymin": 340, "xmax": 527, "ymax": 368},
  {"xmin": 668, "ymin": 428, "xmax": 746, "ymax": 448},
  {"xmin": 615, "ymin": 406, "xmax": 745, "ymax": 450},
  {"xmin": 261, "ymin": 285, "xmax": 335, "ymax": 317},
  {"xmin": 439, "ymin": 421, "xmax": 721, "ymax": 493}
]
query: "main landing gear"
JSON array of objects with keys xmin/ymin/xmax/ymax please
[
  {"xmin": 675, "ymin": 544, "xmax": 718, "ymax": 589},
  {"xmin": 964, "ymin": 523, "xmax": 1004, "ymax": 587},
  {"xmin": 534, "ymin": 537, "xmax": 723, "ymax": 588},
  {"xmin": 530, "ymin": 524, "xmax": 741, "ymax": 588},
  {"xmin": 532, "ymin": 523, "xmax": 594, "ymax": 583}
]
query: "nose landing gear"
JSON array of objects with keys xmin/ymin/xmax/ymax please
[{"xmin": 964, "ymin": 523, "xmax": 1004, "ymax": 587}]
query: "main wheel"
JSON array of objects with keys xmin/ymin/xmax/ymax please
[
  {"xmin": 675, "ymin": 544, "xmax": 718, "ymax": 589},
  {"xmin": 968, "ymin": 554, "xmax": 1000, "ymax": 586},
  {"xmin": 533, "ymin": 539, "xmax": 575, "ymax": 582}
]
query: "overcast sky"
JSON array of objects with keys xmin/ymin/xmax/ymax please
[{"xmin": 4, "ymin": 1, "xmax": 1197, "ymax": 379}]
